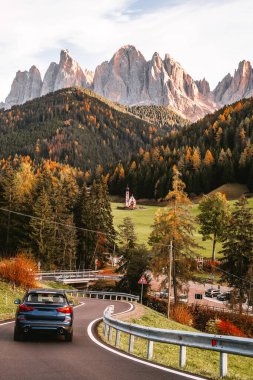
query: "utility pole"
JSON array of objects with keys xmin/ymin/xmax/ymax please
[{"xmin": 167, "ymin": 240, "xmax": 173, "ymax": 318}]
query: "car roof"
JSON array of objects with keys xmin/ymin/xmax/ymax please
[{"xmin": 28, "ymin": 289, "xmax": 66, "ymax": 294}]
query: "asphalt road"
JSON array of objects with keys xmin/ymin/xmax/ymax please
[{"xmin": 0, "ymin": 299, "xmax": 204, "ymax": 380}]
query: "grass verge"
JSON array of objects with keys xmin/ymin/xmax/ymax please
[
  {"xmin": 0, "ymin": 280, "xmax": 78, "ymax": 320},
  {"xmin": 98, "ymin": 306, "xmax": 253, "ymax": 380}
]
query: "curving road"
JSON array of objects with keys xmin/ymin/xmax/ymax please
[{"xmin": 0, "ymin": 299, "xmax": 205, "ymax": 380}]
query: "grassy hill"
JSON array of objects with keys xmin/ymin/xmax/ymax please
[{"xmin": 208, "ymin": 183, "xmax": 249, "ymax": 200}]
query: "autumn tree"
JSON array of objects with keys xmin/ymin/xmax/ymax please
[
  {"xmin": 197, "ymin": 192, "xmax": 230, "ymax": 261},
  {"xmin": 149, "ymin": 166, "xmax": 198, "ymax": 315}
]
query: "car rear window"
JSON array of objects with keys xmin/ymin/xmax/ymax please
[{"xmin": 27, "ymin": 293, "xmax": 66, "ymax": 304}]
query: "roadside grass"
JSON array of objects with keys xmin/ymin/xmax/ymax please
[
  {"xmin": 0, "ymin": 281, "xmax": 25, "ymax": 319},
  {"xmin": 0, "ymin": 280, "xmax": 77, "ymax": 320},
  {"xmin": 111, "ymin": 198, "xmax": 253, "ymax": 259},
  {"xmin": 98, "ymin": 306, "xmax": 253, "ymax": 380}
]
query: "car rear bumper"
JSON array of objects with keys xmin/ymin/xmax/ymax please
[{"xmin": 15, "ymin": 321, "xmax": 73, "ymax": 336}]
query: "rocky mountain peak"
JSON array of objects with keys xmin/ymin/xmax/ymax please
[
  {"xmin": 195, "ymin": 78, "xmax": 211, "ymax": 96},
  {"xmin": 41, "ymin": 50, "xmax": 94, "ymax": 97},
  {"xmin": 214, "ymin": 60, "xmax": 253, "ymax": 105},
  {"xmin": 5, "ymin": 66, "xmax": 42, "ymax": 109}
]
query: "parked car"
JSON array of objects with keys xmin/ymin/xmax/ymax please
[
  {"xmin": 178, "ymin": 294, "xmax": 188, "ymax": 304},
  {"xmin": 14, "ymin": 289, "xmax": 74, "ymax": 342},
  {"xmin": 160, "ymin": 289, "xmax": 169, "ymax": 299},
  {"xmin": 205, "ymin": 288, "xmax": 221, "ymax": 298},
  {"xmin": 217, "ymin": 292, "xmax": 231, "ymax": 301}
]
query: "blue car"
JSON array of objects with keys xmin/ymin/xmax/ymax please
[{"xmin": 14, "ymin": 289, "xmax": 74, "ymax": 342}]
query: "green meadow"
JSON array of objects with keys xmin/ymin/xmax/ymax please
[{"xmin": 111, "ymin": 198, "xmax": 253, "ymax": 258}]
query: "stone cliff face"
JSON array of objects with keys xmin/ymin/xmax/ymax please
[
  {"xmin": 5, "ymin": 50, "xmax": 94, "ymax": 107},
  {"xmin": 213, "ymin": 60, "xmax": 253, "ymax": 105},
  {"xmin": 41, "ymin": 49, "xmax": 93, "ymax": 96},
  {"xmin": 93, "ymin": 45, "xmax": 148, "ymax": 104},
  {"xmin": 2, "ymin": 46, "xmax": 253, "ymax": 121},
  {"xmin": 93, "ymin": 46, "xmax": 215, "ymax": 121},
  {"xmin": 5, "ymin": 66, "xmax": 42, "ymax": 108}
]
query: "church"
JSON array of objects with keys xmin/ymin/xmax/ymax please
[{"xmin": 125, "ymin": 186, "xmax": 137, "ymax": 209}]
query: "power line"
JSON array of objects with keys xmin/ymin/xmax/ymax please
[
  {"xmin": 151, "ymin": 240, "xmax": 253, "ymax": 286},
  {"xmin": 0, "ymin": 207, "xmax": 115, "ymax": 238}
]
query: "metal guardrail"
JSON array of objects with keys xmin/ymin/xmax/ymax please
[
  {"xmin": 37, "ymin": 270, "xmax": 123, "ymax": 283},
  {"xmin": 60, "ymin": 275, "xmax": 122, "ymax": 284},
  {"xmin": 65, "ymin": 290, "xmax": 139, "ymax": 302},
  {"xmin": 103, "ymin": 305, "xmax": 253, "ymax": 378}
]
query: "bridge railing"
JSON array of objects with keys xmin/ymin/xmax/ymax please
[
  {"xmin": 103, "ymin": 305, "xmax": 253, "ymax": 378},
  {"xmin": 37, "ymin": 270, "xmax": 100, "ymax": 278},
  {"xmin": 65, "ymin": 290, "xmax": 139, "ymax": 302}
]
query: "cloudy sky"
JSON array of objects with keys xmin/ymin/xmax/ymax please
[{"xmin": 0, "ymin": 0, "xmax": 252, "ymax": 101}]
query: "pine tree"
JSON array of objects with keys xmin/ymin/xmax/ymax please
[
  {"xmin": 30, "ymin": 189, "xmax": 56, "ymax": 269},
  {"xmin": 221, "ymin": 197, "xmax": 253, "ymax": 313},
  {"xmin": 197, "ymin": 192, "xmax": 230, "ymax": 261}
]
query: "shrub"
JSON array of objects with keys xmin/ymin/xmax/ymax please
[
  {"xmin": 205, "ymin": 318, "xmax": 220, "ymax": 334},
  {"xmin": 170, "ymin": 305, "xmax": 194, "ymax": 326},
  {"xmin": 0, "ymin": 253, "xmax": 37, "ymax": 289},
  {"xmin": 217, "ymin": 320, "xmax": 246, "ymax": 337},
  {"xmin": 189, "ymin": 304, "xmax": 253, "ymax": 337},
  {"xmin": 145, "ymin": 296, "xmax": 167, "ymax": 315}
]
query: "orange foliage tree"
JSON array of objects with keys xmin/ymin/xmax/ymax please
[{"xmin": 0, "ymin": 253, "xmax": 37, "ymax": 289}]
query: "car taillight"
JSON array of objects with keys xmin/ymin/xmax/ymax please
[
  {"xmin": 57, "ymin": 306, "xmax": 73, "ymax": 314},
  {"xmin": 19, "ymin": 304, "xmax": 34, "ymax": 312}
]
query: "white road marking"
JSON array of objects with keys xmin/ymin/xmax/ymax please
[
  {"xmin": 87, "ymin": 316, "xmax": 206, "ymax": 380},
  {"xmin": 0, "ymin": 320, "xmax": 15, "ymax": 326},
  {"xmin": 113, "ymin": 302, "xmax": 134, "ymax": 316}
]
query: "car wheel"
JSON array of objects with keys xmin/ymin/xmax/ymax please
[
  {"xmin": 65, "ymin": 331, "xmax": 73, "ymax": 342},
  {"xmin": 13, "ymin": 327, "xmax": 22, "ymax": 341}
]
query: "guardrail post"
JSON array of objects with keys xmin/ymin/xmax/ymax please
[
  {"xmin": 115, "ymin": 329, "xmax": 121, "ymax": 348},
  {"xmin": 108, "ymin": 326, "xmax": 113, "ymax": 341},
  {"xmin": 128, "ymin": 334, "xmax": 134, "ymax": 353},
  {"xmin": 96, "ymin": 294, "xmax": 98, "ymax": 299},
  {"xmin": 220, "ymin": 352, "xmax": 228, "ymax": 378},
  {"xmin": 179, "ymin": 345, "xmax": 186, "ymax": 368},
  {"xmin": 147, "ymin": 340, "xmax": 153, "ymax": 360},
  {"xmin": 104, "ymin": 323, "xmax": 108, "ymax": 338},
  {"xmin": 109, "ymin": 295, "xmax": 112, "ymax": 300}
]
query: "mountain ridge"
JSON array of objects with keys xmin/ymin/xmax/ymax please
[{"xmin": 2, "ymin": 46, "xmax": 253, "ymax": 121}]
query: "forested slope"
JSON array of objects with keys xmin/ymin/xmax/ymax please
[
  {"xmin": 0, "ymin": 87, "xmax": 171, "ymax": 173},
  {"xmin": 109, "ymin": 98, "xmax": 253, "ymax": 198}
]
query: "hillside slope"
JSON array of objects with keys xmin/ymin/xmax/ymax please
[
  {"xmin": 109, "ymin": 98, "xmax": 253, "ymax": 198},
  {"xmin": 0, "ymin": 87, "xmax": 173, "ymax": 172}
]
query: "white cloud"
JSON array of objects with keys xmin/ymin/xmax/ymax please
[{"xmin": 0, "ymin": 0, "xmax": 252, "ymax": 100}]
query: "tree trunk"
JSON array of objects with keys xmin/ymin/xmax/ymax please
[
  {"xmin": 172, "ymin": 247, "xmax": 177, "ymax": 304},
  {"xmin": 212, "ymin": 236, "xmax": 216, "ymax": 261},
  {"xmin": 167, "ymin": 241, "xmax": 173, "ymax": 319}
]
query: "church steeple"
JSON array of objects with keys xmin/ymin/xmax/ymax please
[{"xmin": 125, "ymin": 185, "xmax": 130, "ymax": 207}]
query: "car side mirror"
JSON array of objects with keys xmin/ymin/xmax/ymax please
[
  {"xmin": 69, "ymin": 300, "xmax": 74, "ymax": 306},
  {"xmin": 14, "ymin": 299, "xmax": 21, "ymax": 304}
]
